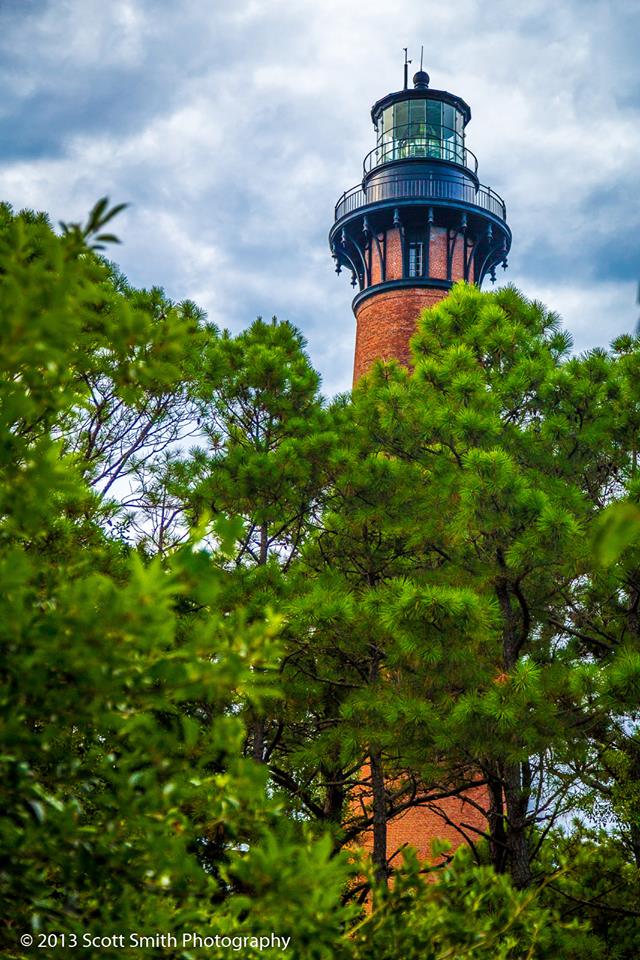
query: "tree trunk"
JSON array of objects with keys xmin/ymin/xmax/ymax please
[
  {"xmin": 503, "ymin": 760, "xmax": 532, "ymax": 888},
  {"xmin": 369, "ymin": 745, "xmax": 388, "ymax": 889},
  {"xmin": 365, "ymin": 635, "xmax": 388, "ymax": 889},
  {"xmin": 626, "ymin": 740, "xmax": 640, "ymax": 868},
  {"xmin": 251, "ymin": 522, "xmax": 270, "ymax": 762},
  {"xmin": 496, "ymin": 576, "xmax": 533, "ymax": 887},
  {"xmin": 323, "ymin": 775, "xmax": 346, "ymax": 826},
  {"xmin": 252, "ymin": 717, "xmax": 265, "ymax": 763},
  {"xmin": 487, "ymin": 762, "xmax": 507, "ymax": 873},
  {"xmin": 259, "ymin": 522, "xmax": 269, "ymax": 565}
]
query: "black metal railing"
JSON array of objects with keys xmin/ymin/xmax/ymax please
[
  {"xmin": 334, "ymin": 174, "xmax": 507, "ymax": 223},
  {"xmin": 364, "ymin": 124, "xmax": 478, "ymax": 176}
]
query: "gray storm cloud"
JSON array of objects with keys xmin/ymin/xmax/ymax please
[{"xmin": 1, "ymin": 0, "xmax": 638, "ymax": 394}]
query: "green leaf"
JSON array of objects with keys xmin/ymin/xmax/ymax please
[
  {"xmin": 212, "ymin": 513, "xmax": 246, "ymax": 557},
  {"xmin": 592, "ymin": 501, "xmax": 640, "ymax": 566}
]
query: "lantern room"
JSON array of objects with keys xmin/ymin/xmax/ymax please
[{"xmin": 369, "ymin": 71, "xmax": 472, "ymax": 174}]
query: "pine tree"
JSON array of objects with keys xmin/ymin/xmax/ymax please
[{"xmin": 318, "ymin": 282, "xmax": 634, "ymax": 889}]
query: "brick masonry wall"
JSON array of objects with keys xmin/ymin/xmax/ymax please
[
  {"xmin": 430, "ymin": 225, "xmax": 448, "ymax": 280},
  {"xmin": 353, "ymin": 286, "xmax": 446, "ymax": 383},
  {"xmin": 354, "ymin": 783, "xmax": 489, "ymax": 869},
  {"xmin": 351, "ymin": 226, "xmax": 488, "ymax": 867},
  {"xmin": 384, "ymin": 789, "xmax": 488, "ymax": 866},
  {"xmin": 353, "ymin": 227, "xmax": 468, "ymax": 383},
  {"xmin": 386, "ymin": 227, "xmax": 403, "ymax": 280}
]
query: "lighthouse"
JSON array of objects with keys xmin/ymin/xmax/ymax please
[
  {"xmin": 331, "ymin": 64, "xmax": 511, "ymax": 867},
  {"xmin": 330, "ymin": 64, "xmax": 511, "ymax": 384}
]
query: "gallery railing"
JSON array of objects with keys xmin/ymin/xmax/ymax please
[{"xmin": 334, "ymin": 174, "xmax": 507, "ymax": 223}]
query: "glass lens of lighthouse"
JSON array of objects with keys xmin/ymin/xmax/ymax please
[{"xmin": 376, "ymin": 97, "xmax": 464, "ymax": 168}]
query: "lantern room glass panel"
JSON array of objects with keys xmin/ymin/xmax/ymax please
[
  {"xmin": 426, "ymin": 100, "xmax": 442, "ymax": 158},
  {"xmin": 408, "ymin": 100, "xmax": 426, "ymax": 137},
  {"xmin": 377, "ymin": 106, "xmax": 395, "ymax": 164},
  {"xmin": 393, "ymin": 101, "xmax": 409, "ymax": 157},
  {"xmin": 374, "ymin": 97, "xmax": 466, "ymax": 168}
]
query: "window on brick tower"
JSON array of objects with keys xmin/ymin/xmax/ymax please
[{"xmin": 408, "ymin": 241, "xmax": 424, "ymax": 278}]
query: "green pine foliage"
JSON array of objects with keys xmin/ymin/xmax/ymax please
[{"xmin": 1, "ymin": 204, "xmax": 639, "ymax": 957}]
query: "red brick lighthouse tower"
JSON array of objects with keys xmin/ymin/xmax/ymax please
[
  {"xmin": 330, "ymin": 63, "xmax": 511, "ymax": 384},
  {"xmin": 329, "ymin": 64, "xmax": 512, "ymax": 865}
]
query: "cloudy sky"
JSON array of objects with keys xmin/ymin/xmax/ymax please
[{"xmin": 1, "ymin": 0, "xmax": 639, "ymax": 394}]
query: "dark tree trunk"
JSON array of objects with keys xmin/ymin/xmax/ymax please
[
  {"xmin": 496, "ymin": 576, "xmax": 533, "ymax": 888},
  {"xmin": 320, "ymin": 751, "xmax": 347, "ymax": 848},
  {"xmin": 630, "ymin": 821, "xmax": 640, "ymax": 871},
  {"xmin": 366, "ymin": 634, "xmax": 388, "ymax": 890},
  {"xmin": 323, "ymin": 775, "xmax": 346, "ymax": 826},
  {"xmin": 503, "ymin": 760, "xmax": 532, "ymax": 888},
  {"xmin": 259, "ymin": 522, "xmax": 269, "ymax": 565},
  {"xmin": 626, "ymin": 741, "xmax": 640, "ymax": 868},
  {"xmin": 487, "ymin": 762, "xmax": 508, "ymax": 873},
  {"xmin": 251, "ymin": 523, "xmax": 270, "ymax": 762},
  {"xmin": 626, "ymin": 581, "xmax": 640, "ymax": 868},
  {"xmin": 369, "ymin": 745, "xmax": 388, "ymax": 889},
  {"xmin": 252, "ymin": 717, "xmax": 265, "ymax": 763},
  {"xmin": 627, "ymin": 577, "xmax": 640, "ymax": 640}
]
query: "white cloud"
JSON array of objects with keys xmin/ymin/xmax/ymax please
[
  {"xmin": 1, "ymin": 0, "xmax": 638, "ymax": 395},
  {"xmin": 509, "ymin": 277, "xmax": 638, "ymax": 353}
]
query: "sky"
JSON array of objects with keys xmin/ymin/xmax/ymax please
[{"xmin": 1, "ymin": 0, "xmax": 639, "ymax": 396}]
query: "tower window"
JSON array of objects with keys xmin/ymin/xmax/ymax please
[{"xmin": 409, "ymin": 242, "xmax": 424, "ymax": 277}]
